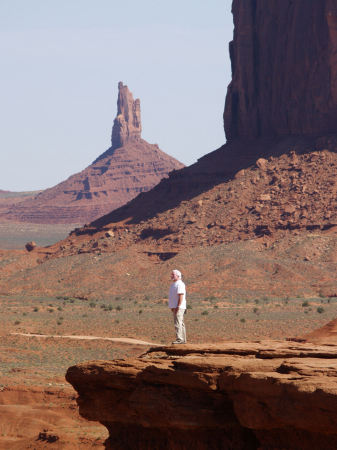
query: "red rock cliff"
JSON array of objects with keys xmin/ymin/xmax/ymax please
[
  {"xmin": 224, "ymin": 0, "xmax": 337, "ymax": 140},
  {"xmin": 66, "ymin": 342, "xmax": 337, "ymax": 449}
]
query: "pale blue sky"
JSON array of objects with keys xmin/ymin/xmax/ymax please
[{"xmin": 0, "ymin": 0, "xmax": 234, "ymax": 191}]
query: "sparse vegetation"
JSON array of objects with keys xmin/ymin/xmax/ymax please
[{"xmin": 317, "ymin": 306, "xmax": 325, "ymax": 314}]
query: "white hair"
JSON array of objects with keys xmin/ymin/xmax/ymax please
[{"xmin": 172, "ymin": 269, "xmax": 182, "ymax": 279}]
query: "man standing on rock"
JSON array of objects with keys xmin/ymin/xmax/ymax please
[{"xmin": 169, "ymin": 269, "xmax": 187, "ymax": 344}]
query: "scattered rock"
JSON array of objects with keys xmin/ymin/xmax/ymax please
[
  {"xmin": 25, "ymin": 241, "xmax": 37, "ymax": 252},
  {"xmin": 256, "ymin": 158, "xmax": 268, "ymax": 170},
  {"xmin": 37, "ymin": 430, "xmax": 59, "ymax": 443}
]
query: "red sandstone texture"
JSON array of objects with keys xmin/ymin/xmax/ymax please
[
  {"xmin": 224, "ymin": 0, "xmax": 337, "ymax": 140},
  {"xmin": 0, "ymin": 83, "xmax": 183, "ymax": 225},
  {"xmin": 66, "ymin": 340, "xmax": 337, "ymax": 449}
]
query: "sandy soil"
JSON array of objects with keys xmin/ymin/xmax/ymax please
[{"xmin": 11, "ymin": 333, "xmax": 160, "ymax": 346}]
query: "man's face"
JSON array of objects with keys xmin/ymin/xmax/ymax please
[{"xmin": 171, "ymin": 271, "xmax": 178, "ymax": 281}]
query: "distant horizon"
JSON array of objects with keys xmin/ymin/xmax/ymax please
[{"xmin": 0, "ymin": 0, "xmax": 234, "ymax": 191}]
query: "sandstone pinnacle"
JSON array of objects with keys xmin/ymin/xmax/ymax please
[{"xmin": 111, "ymin": 81, "xmax": 142, "ymax": 149}]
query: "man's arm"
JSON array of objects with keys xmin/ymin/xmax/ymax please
[{"xmin": 175, "ymin": 293, "xmax": 184, "ymax": 313}]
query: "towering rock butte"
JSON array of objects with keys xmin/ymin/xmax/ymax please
[
  {"xmin": 0, "ymin": 82, "xmax": 184, "ymax": 224},
  {"xmin": 225, "ymin": 0, "xmax": 337, "ymax": 140}
]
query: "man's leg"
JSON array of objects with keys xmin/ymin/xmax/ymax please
[
  {"xmin": 181, "ymin": 311, "xmax": 186, "ymax": 343},
  {"xmin": 174, "ymin": 309, "xmax": 186, "ymax": 343}
]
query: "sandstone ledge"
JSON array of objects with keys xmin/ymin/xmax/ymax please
[{"xmin": 66, "ymin": 341, "xmax": 337, "ymax": 449}]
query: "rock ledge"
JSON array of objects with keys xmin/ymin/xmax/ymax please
[{"xmin": 66, "ymin": 341, "xmax": 337, "ymax": 449}]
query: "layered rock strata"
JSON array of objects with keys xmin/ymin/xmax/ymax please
[
  {"xmin": 224, "ymin": 0, "xmax": 337, "ymax": 140},
  {"xmin": 0, "ymin": 83, "xmax": 183, "ymax": 224},
  {"xmin": 66, "ymin": 341, "xmax": 337, "ymax": 449}
]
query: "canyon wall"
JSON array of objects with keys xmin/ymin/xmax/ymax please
[{"xmin": 224, "ymin": 0, "xmax": 337, "ymax": 140}]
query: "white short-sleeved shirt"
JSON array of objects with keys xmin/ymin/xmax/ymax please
[{"xmin": 168, "ymin": 279, "xmax": 186, "ymax": 309}]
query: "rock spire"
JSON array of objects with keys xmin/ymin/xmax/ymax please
[
  {"xmin": 111, "ymin": 82, "xmax": 142, "ymax": 149},
  {"xmin": 224, "ymin": 0, "xmax": 337, "ymax": 140}
]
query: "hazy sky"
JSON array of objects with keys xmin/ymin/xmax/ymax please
[{"xmin": 0, "ymin": 0, "xmax": 234, "ymax": 191}]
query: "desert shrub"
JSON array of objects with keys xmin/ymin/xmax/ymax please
[
  {"xmin": 57, "ymin": 306, "xmax": 63, "ymax": 311},
  {"xmin": 240, "ymin": 318, "xmax": 246, "ymax": 323},
  {"xmin": 107, "ymin": 305, "xmax": 113, "ymax": 311},
  {"xmin": 82, "ymin": 313, "xmax": 88, "ymax": 317},
  {"xmin": 115, "ymin": 320, "xmax": 120, "ymax": 324},
  {"xmin": 69, "ymin": 298, "xmax": 75, "ymax": 303},
  {"xmin": 213, "ymin": 305, "xmax": 218, "ymax": 309},
  {"xmin": 302, "ymin": 301, "xmax": 309, "ymax": 307},
  {"xmin": 48, "ymin": 304, "xmax": 53, "ymax": 307},
  {"xmin": 187, "ymin": 304, "xmax": 192, "ymax": 310},
  {"xmin": 89, "ymin": 302, "xmax": 96, "ymax": 308},
  {"xmin": 14, "ymin": 320, "xmax": 21, "ymax": 325},
  {"xmin": 201, "ymin": 310, "xmax": 209, "ymax": 315},
  {"xmin": 116, "ymin": 305, "xmax": 122, "ymax": 311},
  {"xmin": 48, "ymin": 308, "xmax": 54, "ymax": 313},
  {"xmin": 22, "ymin": 312, "xmax": 27, "ymax": 316},
  {"xmin": 33, "ymin": 307, "xmax": 39, "ymax": 312},
  {"xmin": 317, "ymin": 306, "xmax": 325, "ymax": 314},
  {"xmin": 253, "ymin": 307, "xmax": 259, "ymax": 314},
  {"xmin": 57, "ymin": 321, "xmax": 62, "ymax": 326},
  {"xmin": 100, "ymin": 304, "xmax": 106, "ymax": 309},
  {"xmin": 138, "ymin": 310, "xmax": 143, "ymax": 314},
  {"xmin": 254, "ymin": 299, "xmax": 260, "ymax": 304}
]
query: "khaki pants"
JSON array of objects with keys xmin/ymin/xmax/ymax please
[{"xmin": 172, "ymin": 309, "xmax": 186, "ymax": 342}]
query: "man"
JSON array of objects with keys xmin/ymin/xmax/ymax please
[{"xmin": 168, "ymin": 269, "xmax": 187, "ymax": 344}]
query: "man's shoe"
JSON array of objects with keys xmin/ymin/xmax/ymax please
[{"xmin": 172, "ymin": 340, "xmax": 186, "ymax": 344}]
